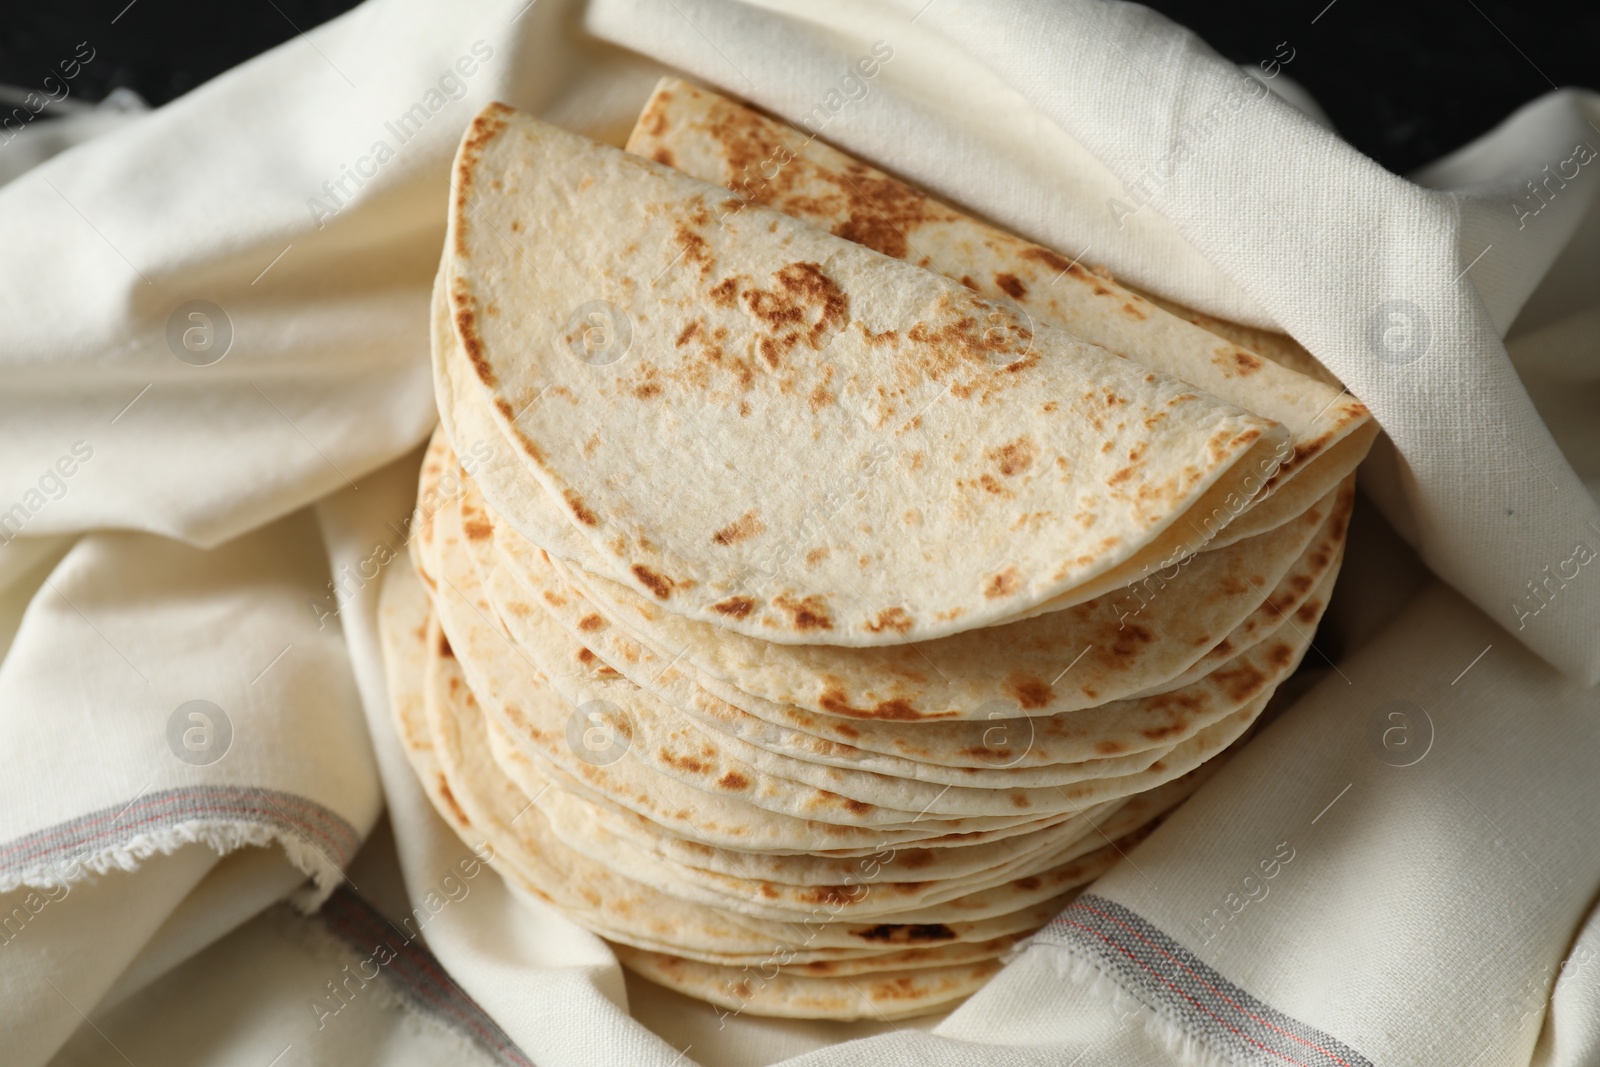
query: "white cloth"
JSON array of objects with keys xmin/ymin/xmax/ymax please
[{"xmin": 1, "ymin": 1, "xmax": 1597, "ymax": 1065}]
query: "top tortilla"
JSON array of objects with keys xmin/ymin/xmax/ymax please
[
  {"xmin": 445, "ymin": 103, "xmax": 1289, "ymax": 646},
  {"xmin": 625, "ymin": 78, "xmax": 1376, "ymax": 508}
]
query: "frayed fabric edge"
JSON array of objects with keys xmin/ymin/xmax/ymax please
[
  {"xmin": 0, "ymin": 818, "xmax": 346, "ymax": 911},
  {"xmin": 1008, "ymin": 940, "xmax": 1246, "ymax": 1067}
]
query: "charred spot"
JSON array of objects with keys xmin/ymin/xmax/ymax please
[
  {"xmin": 1016, "ymin": 876, "xmax": 1042, "ymax": 891},
  {"xmin": 818, "ymin": 690, "xmax": 925, "ymax": 720},
  {"xmin": 987, "ymin": 435, "xmax": 1037, "ymax": 476},
  {"xmin": 1006, "ymin": 675, "xmax": 1053, "ymax": 709},
  {"xmin": 631, "ymin": 564, "xmax": 674, "ymax": 599},
  {"xmin": 463, "ymin": 517, "xmax": 494, "ymax": 541},
  {"xmin": 711, "ymin": 509, "xmax": 766, "ymax": 546},
  {"xmin": 1018, "ymin": 246, "xmax": 1071, "ymax": 273},
  {"xmin": 676, "ymin": 321, "xmax": 702, "ymax": 347},
  {"xmin": 634, "ymin": 381, "xmax": 662, "ymax": 399},
  {"xmin": 658, "ymin": 748, "xmax": 708, "ymax": 774},
  {"xmin": 708, "ymin": 276, "xmax": 741, "ymax": 307},
  {"xmin": 711, "ymin": 596, "xmax": 755, "ymax": 618},
  {"xmin": 984, "ymin": 567, "xmax": 1022, "ymax": 599},
  {"xmin": 717, "ymin": 770, "xmax": 750, "ymax": 790},
  {"xmin": 1140, "ymin": 721, "xmax": 1186, "ymax": 741},
  {"xmin": 673, "ymin": 225, "xmax": 712, "ymax": 276},
  {"xmin": 775, "ymin": 593, "xmax": 833, "ymax": 632},
  {"xmin": 820, "ymin": 168, "xmax": 942, "ymax": 260},
  {"xmin": 453, "ymin": 303, "xmax": 494, "ymax": 387},
  {"xmin": 864, "ymin": 607, "xmax": 913, "ymax": 634},
  {"xmin": 437, "ymin": 633, "xmax": 454, "ymax": 658},
  {"xmin": 995, "ymin": 272, "xmax": 1027, "ymax": 299},
  {"xmin": 834, "ymin": 214, "xmax": 909, "ymax": 259},
  {"xmin": 742, "ymin": 262, "xmax": 850, "ymax": 352},
  {"xmin": 852, "ymin": 922, "xmax": 955, "ymax": 943},
  {"xmin": 563, "ymin": 488, "xmax": 599, "ymax": 526},
  {"xmin": 577, "ymin": 614, "xmax": 604, "ymax": 632},
  {"xmin": 652, "ymin": 147, "xmax": 675, "ymax": 167},
  {"xmin": 758, "ymin": 336, "xmax": 780, "ymax": 368}
]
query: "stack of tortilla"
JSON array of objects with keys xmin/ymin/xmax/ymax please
[{"xmin": 377, "ymin": 86, "xmax": 1373, "ymax": 1021}]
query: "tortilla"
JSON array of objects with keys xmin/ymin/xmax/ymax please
[
  {"xmin": 625, "ymin": 78, "xmax": 1375, "ymax": 510},
  {"xmin": 445, "ymin": 103, "xmax": 1292, "ymax": 646},
  {"xmin": 519, "ymin": 476, "xmax": 1351, "ymax": 723}
]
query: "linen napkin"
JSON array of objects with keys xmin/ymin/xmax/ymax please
[{"xmin": 1, "ymin": 1, "xmax": 1597, "ymax": 1064}]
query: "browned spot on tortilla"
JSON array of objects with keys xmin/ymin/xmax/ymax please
[
  {"xmin": 987, "ymin": 436, "xmax": 1037, "ymax": 476},
  {"xmin": 809, "ymin": 383, "xmax": 834, "ymax": 412},
  {"xmin": 1007, "ymin": 675, "xmax": 1053, "ymax": 709},
  {"xmin": 462, "ymin": 517, "xmax": 494, "ymax": 541},
  {"xmin": 436, "ymin": 776, "xmax": 470, "ymax": 827},
  {"xmin": 984, "ymin": 567, "xmax": 1022, "ymax": 599},
  {"xmin": 775, "ymin": 594, "xmax": 833, "ymax": 632},
  {"xmin": 757, "ymin": 336, "xmax": 780, "ymax": 368},
  {"xmin": 865, "ymin": 607, "xmax": 913, "ymax": 634},
  {"xmin": 651, "ymin": 147, "xmax": 674, "ymax": 167},
  {"xmin": 818, "ymin": 690, "xmax": 925, "ymax": 721},
  {"xmin": 631, "ymin": 564, "xmax": 674, "ymax": 599},
  {"xmin": 1095, "ymin": 739, "xmax": 1124, "ymax": 755},
  {"xmin": 453, "ymin": 301, "xmax": 493, "ymax": 387},
  {"xmin": 904, "ymin": 307, "xmax": 1034, "ymax": 378},
  {"xmin": 673, "ymin": 225, "xmax": 712, "ymax": 276},
  {"xmin": 1016, "ymin": 876, "xmax": 1042, "ymax": 891},
  {"xmin": 575, "ymin": 648, "xmax": 620, "ymax": 679},
  {"xmin": 995, "ymin": 272, "xmax": 1027, "ymax": 299},
  {"xmin": 717, "ymin": 770, "xmax": 750, "ymax": 790},
  {"xmin": 852, "ymin": 922, "xmax": 955, "ymax": 943},
  {"xmin": 1141, "ymin": 721, "xmax": 1186, "ymax": 741},
  {"xmin": 577, "ymin": 614, "xmax": 604, "ymax": 632},
  {"xmin": 658, "ymin": 748, "xmax": 707, "ymax": 774},
  {"xmin": 676, "ymin": 321, "xmax": 701, "ymax": 347},
  {"xmin": 711, "ymin": 596, "xmax": 755, "ymax": 618},
  {"xmin": 634, "ymin": 381, "xmax": 663, "ymax": 399},
  {"xmin": 1122, "ymin": 301, "xmax": 1147, "ymax": 320},
  {"xmin": 437, "ymin": 633, "xmax": 454, "ymax": 658},
  {"xmin": 562, "ymin": 488, "xmax": 598, "ymax": 526},
  {"xmin": 450, "ymin": 103, "xmax": 512, "ymax": 254},
  {"xmin": 708, "ymin": 276, "xmax": 741, "ymax": 307},
  {"xmin": 1019, "ymin": 246, "xmax": 1071, "ymax": 273},
  {"xmin": 742, "ymin": 261, "xmax": 850, "ymax": 353},
  {"xmin": 711, "ymin": 509, "xmax": 766, "ymax": 546}
]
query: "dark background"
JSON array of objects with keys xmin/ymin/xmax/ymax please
[{"xmin": 0, "ymin": 0, "xmax": 1596, "ymax": 173}]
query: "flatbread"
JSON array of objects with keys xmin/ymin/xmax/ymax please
[
  {"xmin": 625, "ymin": 78, "xmax": 1375, "ymax": 510},
  {"xmin": 446, "ymin": 103, "xmax": 1292, "ymax": 646},
  {"xmin": 524, "ymin": 477, "xmax": 1351, "ymax": 722}
]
